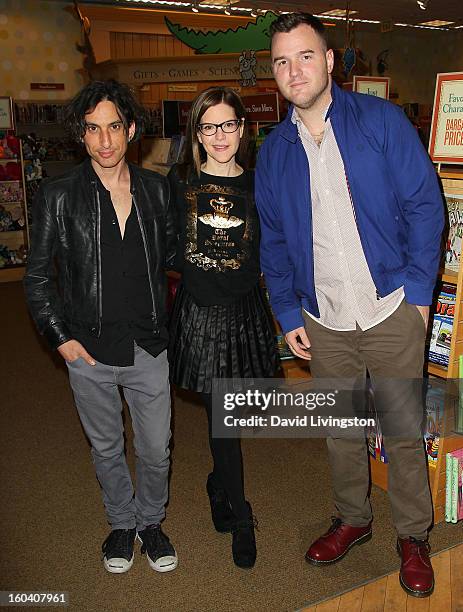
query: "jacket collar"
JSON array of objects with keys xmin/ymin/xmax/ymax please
[
  {"xmin": 279, "ymin": 80, "xmax": 343, "ymax": 142},
  {"xmin": 83, "ymin": 156, "xmax": 138, "ymax": 195}
]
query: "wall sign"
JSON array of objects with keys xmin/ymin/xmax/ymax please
[
  {"xmin": 95, "ymin": 54, "xmax": 273, "ymax": 85},
  {"xmin": 0, "ymin": 97, "xmax": 14, "ymax": 131},
  {"xmin": 353, "ymin": 76, "xmax": 390, "ymax": 99},
  {"xmin": 242, "ymin": 93, "xmax": 279, "ymax": 122},
  {"xmin": 429, "ymin": 72, "xmax": 463, "ymax": 165},
  {"xmin": 30, "ymin": 83, "xmax": 65, "ymax": 91},
  {"xmin": 168, "ymin": 84, "xmax": 198, "ymax": 93},
  {"xmin": 162, "ymin": 93, "xmax": 278, "ymax": 137}
]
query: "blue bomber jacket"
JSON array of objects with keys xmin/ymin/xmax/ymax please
[{"xmin": 255, "ymin": 81, "xmax": 444, "ymax": 334}]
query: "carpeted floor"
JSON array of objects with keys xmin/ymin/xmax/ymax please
[{"xmin": 1, "ymin": 281, "xmax": 462, "ymax": 612}]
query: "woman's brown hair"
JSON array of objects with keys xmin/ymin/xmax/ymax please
[{"xmin": 177, "ymin": 86, "xmax": 249, "ymax": 181}]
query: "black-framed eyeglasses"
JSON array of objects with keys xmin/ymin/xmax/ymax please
[{"xmin": 197, "ymin": 119, "xmax": 243, "ymax": 136}]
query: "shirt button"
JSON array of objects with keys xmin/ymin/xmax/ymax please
[{"xmin": 325, "ymin": 189, "xmax": 330, "ymax": 195}]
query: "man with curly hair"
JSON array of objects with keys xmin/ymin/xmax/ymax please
[{"xmin": 24, "ymin": 80, "xmax": 178, "ymax": 575}]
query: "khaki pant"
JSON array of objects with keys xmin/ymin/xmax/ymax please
[{"xmin": 303, "ymin": 300, "xmax": 432, "ymax": 539}]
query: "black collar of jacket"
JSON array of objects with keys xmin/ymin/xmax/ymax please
[{"xmin": 83, "ymin": 156, "xmax": 140, "ymax": 197}]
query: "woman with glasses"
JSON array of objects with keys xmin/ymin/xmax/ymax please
[{"xmin": 167, "ymin": 86, "xmax": 277, "ymax": 569}]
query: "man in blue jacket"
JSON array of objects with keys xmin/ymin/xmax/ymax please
[{"xmin": 255, "ymin": 13, "xmax": 444, "ymax": 597}]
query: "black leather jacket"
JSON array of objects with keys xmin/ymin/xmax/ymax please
[{"xmin": 24, "ymin": 159, "xmax": 176, "ymax": 350}]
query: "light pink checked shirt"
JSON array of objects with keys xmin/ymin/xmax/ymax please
[{"xmin": 293, "ymin": 107, "xmax": 404, "ymax": 331}]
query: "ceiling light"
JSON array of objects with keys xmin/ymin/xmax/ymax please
[
  {"xmin": 320, "ymin": 8, "xmax": 358, "ymax": 17},
  {"xmin": 315, "ymin": 14, "xmax": 379, "ymax": 24},
  {"xmin": 417, "ymin": 0, "xmax": 428, "ymax": 9},
  {"xmin": 419, "ymin": 19, "xmax": 454, "ymax": 26},
  {"xmin": 191, "ymin": 0, "xmax": 199, "ymax": 10},
  {"xmin": 250, "ymin": 5, "xmax": 257, "ymax": 17},
  {"xmin": 224, "ymin": 2, "xmax": 231, "ymax": 14},
  {"xmin": 395, "ymin": 22, "xmax": 448, "ymax": 30}
]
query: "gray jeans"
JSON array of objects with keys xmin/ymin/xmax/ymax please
[{"xmin": 67, "ymin": 345, "xmax": 171, "ymax": 531}]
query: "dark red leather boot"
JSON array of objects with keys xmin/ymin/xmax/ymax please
[
  {"xmin": 305, "ymin": 518, "xmax": 372, "ymax": 565},
  {"xmin": 397, "ymin": 537, "xmax": 434, "ymax": 597}
]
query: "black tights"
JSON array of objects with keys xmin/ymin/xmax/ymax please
[{"xmin": 200, "ymin": 392, "xmax": 249, "ymax": 520}]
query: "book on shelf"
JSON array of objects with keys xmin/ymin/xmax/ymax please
[
  {"xmin": 367, "ymin": 386, "xmax": 388, "ymax": 463},
  {"xmin": 458, "ymin": 451, "xmax": 463, "ymax": 522},
  {"xmin": 458, "ymin": 355, "xmax": 463, "ymax": 434},
  {"xmin": 166, "ymin": 135, "xmax": 185, "ymax": 166},
  {"xmin": 445, "ymin": 449, "xmax": 463, "ymax": 523},
  {"xmin": 444, "ymin": 192, "xmax": 463, "ymax": 270},
  {"xmin": 446, "ymin": 452, "xmax": 453, "ymax": 522},
  {"xmin": 275, "ymin": 334, "xmax": 294, "ymax": 361},
  {"xmin": 369, "ymin": 381, "xmax": 445, "ymax": 467},
  {"xmin": 429, "ymin": 283, "xmax": 456, "ymax": 367},
  {"xmin": 14, "ymin": 102, "xmax": 68, "ymax": 125},
  {"xmin": 424, "ymin": 383, "xmax": 443, "ymax": 468}
]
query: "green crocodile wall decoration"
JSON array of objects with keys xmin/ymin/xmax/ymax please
[{"xmin": 164, "ymin": 11, "xmax": 278, "ymax": 54}]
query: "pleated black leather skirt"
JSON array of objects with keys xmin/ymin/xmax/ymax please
[{"xmin": 168, "ymin": 283, "xmax": 278, "ymax": 393}]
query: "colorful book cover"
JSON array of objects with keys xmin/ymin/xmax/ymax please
[
  {"xmin": 450, "ymin": 449, "xmax": 463, "ymax": 522},
  {"xmin": 429, "ymin": 284, "xmax": 456, "ymax": 367},
  {"xmin": 458, "ymin": 454, "xmax": 463, "ymax": 521},
  {"xmin": 446, "ymin": 452, "xmax": 453, "ymax": 522},
  {"xmin": 458, "ymin": 354, "xmax": 463, "ymax": 434},
  {"xmin": 451, "ymin": 454, "xmax": 459, "ymax": 523},
  {"xmin": 424, "ymin": 384, "xmax": 443, "ymax": 467},
  {"xmin": 366, "ymin": 386, "xmax": 379, "ymax": 458},
  {"xmin": 366, "ymin": 386, "xmax": 389, "ymax": 462},
  {"xmin": 444, "ymin": 193, "xmax": 463, "ymax": 270},
  {"xmin": 370, "ymin": 384, "xmax": 444, "ymax": 467},
  {"xmin": 375, "ymin": 416, "xmax": 387, "ymax": 464},
  {"xmin": 275, "ymin": 334, "xmax": 294, "ymax": 361}
]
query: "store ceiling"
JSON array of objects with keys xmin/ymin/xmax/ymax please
[
  {"xmin": 72, "ymin": 0, "xmax": 463, "ymax": 28},
  {"xmin": 248, "ymin": 0, "xmax": 463, "ymax": 26}
]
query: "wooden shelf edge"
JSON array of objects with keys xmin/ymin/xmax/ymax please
[
  {"xmin": 439, "ymin": 168, "xmax": 463, "ymax": 180},
  {"xmin": 0, "ymin": 266, "xmax": 25, "ymax": 282},
  {"xmin": 439, "ymin": 267, "xmax": 459, "ymax": 284},
  {"xmin": 427, "ymin": 362, "xmax": 449, "ymax": 378}
]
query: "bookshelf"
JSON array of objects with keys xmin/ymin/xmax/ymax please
[
  {"xmin": 0, "ymin": 140, "xmax": 29, "ymax": 282},
  {"xmin": 370, "ymin": 170, "xmax": 463, "ymax": 524}
]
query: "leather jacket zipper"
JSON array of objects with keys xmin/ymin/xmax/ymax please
[
  {"xmin": 133, "ymin": 194, "xmax": 159, "ymax": 333},
  {"xmin": 94, "ymin": 182, "xmax": 103, "ymax": 335}
]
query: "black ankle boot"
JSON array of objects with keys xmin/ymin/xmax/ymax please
[
  {"xmin": 231, "ymin": 502, "xmax": 257, "ymax": 569},
  {"xmin": 206, "ymin": 474, "xmax": 235, "ymax": 533}
]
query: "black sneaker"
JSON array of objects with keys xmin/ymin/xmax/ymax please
[
  {"xmin": 138, "ymin": 524, "xmax": 178, "ymax": 573},
  {"xmin": 231, "ymin": 503, "xmax": 257, "ymax": 569},
  {"xmin": 102, "ymin": 528, "xmax": 136, "ymax": 574},
  {"xmin": 206, "ymin": 473, "xmax": 235, "ymax": 533}
]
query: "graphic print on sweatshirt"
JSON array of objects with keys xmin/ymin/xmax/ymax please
[{"xmin": 184, "ymin": 183, "xmax": 253, "ymax": 272}]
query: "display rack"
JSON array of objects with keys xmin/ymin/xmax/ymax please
[
  {"xmin": 0, "ymin": 140, "xmax": 29, "ymax": 282},
  {"xmin": 370, "ymin": 169, "xmax": 463, "ymax": 524},
  {"xmin": 15, "ymin": 101, "xmax": 81, "ymax": 179}
]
